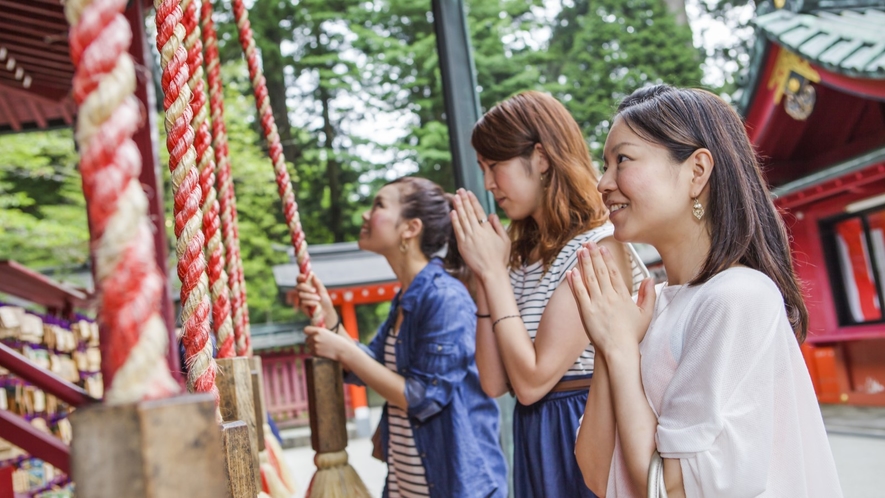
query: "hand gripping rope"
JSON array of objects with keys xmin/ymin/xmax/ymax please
[
  {"xmin": 181, "ymin": 0, "xmax": 235, "ymax": 359},
  {"xmin": 200, "ymin": 0, "xmax": 252, "ymax": 356},
  {"xmin": 229, "ymin": 1, "xmax": 371, "ymax": 495},
  {"xmin": 64, "ymin": 0, "xmax": 178, "ymax": 403},
  {"xmin": 154, "ymin": 0, "xmax": 219, "ymax": 410}
]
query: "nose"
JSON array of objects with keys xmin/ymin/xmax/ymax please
[
  {"xmin": 483, "ymin": 169, "xmax": 495, "ymax": 191},
  {"xmin": 361, "ymin": 210, "xmax": 370, "ymax": 222},
  {"xmin": 597, "ymin": 166, "xmax": 616, "ymax": 195}
]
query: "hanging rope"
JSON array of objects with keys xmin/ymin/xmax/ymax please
[
  {"xmin": 65, "ymin": 0, "xmax": 178, "ymax": 404},
  {"xmin": 200, "ymin": 0, "xmax": 252, "ymax": 356},
  {"xmin": 181, "ymin": 0, "xmax": 235, "ymax": 359},
  {"xmin": 154, "ymin": 0, "xmax": 219, "ymax": 407},
  {"xmin": 230, "ymin": 0, "xmax": 322, "ymax": 327},
  {"xmin": 231, "ymin": 2, "xmax": 370, "ymax": 496}
]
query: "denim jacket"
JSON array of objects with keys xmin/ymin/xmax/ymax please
[{"xmin": 345, "ymin": 259, "xmax": 508, "ymax": 498}]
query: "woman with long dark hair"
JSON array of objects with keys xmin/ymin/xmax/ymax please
[
  {"xmin": 295, "ymin": 177, "xmax": 507, "ymax": 498},
  {"xmin": 451, "ymin": 91, "xmax": 648, "ymax": 497},
  {"xmin": 571, "ymin": 85, "xmax": 841, "ymax": 497}
]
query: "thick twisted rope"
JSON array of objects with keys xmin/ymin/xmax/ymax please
[
  {"xmin": 65, "ymin": 0, "xmax": 179, "ymax": 404},
  {"xmin": 154, "ymin": 0, "xmax": 219, "ymax": 407},
  {"xmin": 231, "ymin": 0, "xmax": 325, "ymax": 329},
  {"xmin": 201, "ymin": 0, "xmax": 252, "ymax": 356},
  {"xmin": 182, "ymin": 0, "xmax": 235, "ymax": 359}
]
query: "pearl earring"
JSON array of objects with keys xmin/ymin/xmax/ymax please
[{"xmin": 692, "ymin": 198, "xmax": 705, "ymax": 220}]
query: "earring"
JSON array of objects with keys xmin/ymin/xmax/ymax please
[
  {"xmin": 400, "ymin": 239, "xmax": 408, "ymax": 254},
  {"xmin": 692, "ymin": 198, "xmax": 705, "ymax": 220}
]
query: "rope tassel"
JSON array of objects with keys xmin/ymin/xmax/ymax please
[{"xmin": 65, "ymin": 0, "xmax": 178, "ymax": 404}]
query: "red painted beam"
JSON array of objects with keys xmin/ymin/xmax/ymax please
[
  {"xmin": 0, "ymin": 342, "xmax": 98, "ymax": 407},
  {"xmin": 0, "ymin": 410, "xmax": 69, "ymax": 474},
  {"xmin": 0, "ymin": 261, "xmax": 90, "ymax": 310},
  {"xmin": 124, "ymin": 0, "xmax": 181, "ymax": 382}
]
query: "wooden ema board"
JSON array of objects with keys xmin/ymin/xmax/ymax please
[
  {"xmin": 305, "ymin": 357, "xmax": 347, "ymax": 453},
  {"xmin": 221, "ymin": 420, "xmax": 257, "ymax": 498},
  {"xmin": 70, "ymin": 393, "xmax": 226, "ymax": 498},
  {"xmin": 215, "ymin": 357, "xmax": 261, "ymax": 492},
  {"xmin": 250, "ymin": 356, "xmax": 267, "ymax": 452}
]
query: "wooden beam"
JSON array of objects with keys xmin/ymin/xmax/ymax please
[
  {"xmin": 0, "ymin": 342, "xmax": 97, "ymax": 406},
  {"xmin": 0, "ymin": 41, "xmax": 74, "ymax": 63},
  {"xmin": 0, "ymin": 11, "xmax": 69, "ymax": 31},
  {"xmin": 216, "ymin": 357, "xmax": 261, "ymax": 491},
  {"xmin": 0, "ymin": 92, "xmax": 21, "ymax": 131},
  {"xmin": 0, "ymin": 0, "xmax": 67, "ymax": 19},
  {"xmin": 0, "ymin": 34, "xmax": 69, "ymax": 54},
  {"xmin": 0, "ymin": 21, "xmax": 66, "ymax": 40},
  {"xmin": 26, "ymin": 95, "xmax": 48, "ymax": 129},
  {"xmin": 7, "ymin": 53, "xmax": 75, "ymax": 73},
  {"xmin": 220, "ymin": 421, "xmax": 258, "ymax": 498},
  {"xmin": 0, "ymin": 410, "xmax": 69, "ymax": 474}
]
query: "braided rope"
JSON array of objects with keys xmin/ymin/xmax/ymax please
[
  {"xmin": 154, "ymin": 0, "xmax": 219, "ymax": 406},
  {"xmin": 182, "ymin": 0, "xmax": 235, "ymax": 359},
  {"xmin": 65, "ymin": 0, "xmax": 178, "ymax": 404},
  {"xmin": 200, "ymin": 0, "xmax": 252, "ymax": 356},
  {"xmin": 231, "ymin": 0, "xmax": 325, "ymax": 329}
]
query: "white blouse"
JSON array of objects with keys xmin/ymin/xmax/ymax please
[{"xmin": 606, "ymin": 267, "xmax": 842, "ymax": 497}]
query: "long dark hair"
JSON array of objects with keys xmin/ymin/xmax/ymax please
[
  {"xmin": 616, "ymin": 84, "xmax": 808, "ymax": 340},
  {"xmin": 472, "ymin": 91, "xmax": 608, "ymax": 268},
  {"xmin": 387, "ymin": 176, "xmax": 465, "ymax": 277}
]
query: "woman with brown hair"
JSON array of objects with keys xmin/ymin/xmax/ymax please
[
  {"xmin": 451, "ymin": 90, "xmax": 648, "ymax": 497},
  {"xmin": 295, "ymin": 177, "xmax": 507, "ymax": 498},
  {"xmin": 570, "ymin": 85, "xmax": 841, "ymax": 497}
]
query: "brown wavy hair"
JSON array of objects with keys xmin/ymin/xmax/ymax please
[
  {"xmin": 616, "ymin": 85, "xmax": 808, "ymax": 340},
  {"xmin": 472, "ymin": 91, "xmax": 608, "ymax": 268}
]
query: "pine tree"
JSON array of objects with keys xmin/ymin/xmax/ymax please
[{"xmin": 543, "ymin": 0, "xmax": 703, "ymax": 158}]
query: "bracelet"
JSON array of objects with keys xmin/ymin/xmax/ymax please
[
  {"xmin": 329, "ymin": 316, "xmax": 341, "ymax": 333},
  {"xmin": 492, "ymin": 314, "xmax": 521, "ymax": 332},
  {"xmin": 475, "ymin": 312, "xmax": 491, "ymax": 318}
]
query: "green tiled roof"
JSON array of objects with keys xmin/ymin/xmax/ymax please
[{"xmin": 754, "ymin": 7, "xmax": 885, "ymax": 78}]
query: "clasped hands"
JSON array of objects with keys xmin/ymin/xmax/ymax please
[
  {"xmin": 566, "ymin": 241, "xmax": 657, "ymax": 355},
  {"xmin": 294, "ymin": 271, "xmax": 355, "ymax": 362},
  {"xmin": 450, "ymin": 189, "xmax": 510, "ymax": 283}
]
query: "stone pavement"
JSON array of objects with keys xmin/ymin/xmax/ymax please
[{"xmin": 281, "ymin": 405, "xmax": 885, "ymax": 497}]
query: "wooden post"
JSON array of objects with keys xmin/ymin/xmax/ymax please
[
  {"xmin": 70, "ymin": 394, "xmax": 226, "ymax": 498},
  {"xmin": 306, "ymin": 358, "xmax": 347, "ymax": 453},
  {"xmin": 221, "ymin": 421, "xmax": 258, "ymax": 498},
  {"xmin": 216, "ymin": 357, "xmax": 262, "ymax": 492},
  {"xmin": 250, "ymin": 355, "xmax": 268, "ymax": 451}
]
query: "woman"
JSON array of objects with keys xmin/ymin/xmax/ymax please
[
  {"xmin": 571, "ymin": 85, "xmax": 842, "ymax": 497},
  {"xmin": 451, "ymin": 90, "xmax": 648, "ymax": 498},
  {"xmin": 295, "ymin": 176, "xmax": 507, "ymax": 498}
]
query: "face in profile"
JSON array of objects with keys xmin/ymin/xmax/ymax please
[
  {"xmin": 359, "ymin": 184, "xmax": 406, "ymax": 255},
  {"xmin": 478, "ymin": 148, "xmax": 547, "ymax": 222},
  {"xmin": 599, "ymin": 116, "xmax": 695, "ymax": 245}
]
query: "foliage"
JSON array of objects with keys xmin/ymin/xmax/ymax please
[
  {"xmin": 543, "ymin": 0, "xmax": 703, "ymax": 158},
  {"xmin": 0, "ymin": 130, "xmax": 89, "ymax": 269}
]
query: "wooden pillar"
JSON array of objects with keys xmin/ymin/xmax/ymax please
[
  {"xmin": 250, "ymin": 355, "xmax": 268, "ymax": 451},
  {"xmin": 306, "ymin": 358, "xmax": 347, "ymax": 454},
  {"xmin": 70, "ymin": 394, "xmax": 226, "ymax": 498},
  {"xmin": 216, "ymin": 357, "xmax": 262, "ymax": 492},
  {"xmin": 220, "ymin": 421, "xmax": 258, "ymax": 498}
]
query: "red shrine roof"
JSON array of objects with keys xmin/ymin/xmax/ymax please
[{"xmin": 0, "ymin": 0, "xmax": 76, "ymax": 133}]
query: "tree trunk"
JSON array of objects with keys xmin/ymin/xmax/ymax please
[
  {"xmin": 319, "ymin": 85, "xmax": 344, "ymax": 243},
  {"xmin": 663, "ymin": 0, "xmax": 688, "ymax": 26}
]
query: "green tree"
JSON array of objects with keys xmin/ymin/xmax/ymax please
[
  {"xmin": 0, "ymin": 130, "xmax": 89, "ymax": 269},
  {"xmin": 542, "ymin": 0, "xmax": 703, "ymax": 157}
]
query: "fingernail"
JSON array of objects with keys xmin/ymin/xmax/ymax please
[{"xmin": 600, "ymin": 246, "xmax": 609, "ymax": 255}]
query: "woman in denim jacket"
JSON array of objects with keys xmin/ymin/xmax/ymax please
[{"xmin": 295, "ymin": 176, "xmax": 508, "ymax": 498}]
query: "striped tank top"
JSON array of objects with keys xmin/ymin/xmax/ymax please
[
  {"xmin": 383, "ymin": 329, "xmax": 430, "ymax": 497},
  {"xmin": 509, "ymin": 223, "xmax": 648, "ymax": 379}
]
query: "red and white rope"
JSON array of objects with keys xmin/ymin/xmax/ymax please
[
  {"xmin": 65, "ymin": 0, "xmax": 178, "ymax": 404},
  {"xmin": 231, "ymin": 0, "xmax": 325, "ymax": 328},
  {"xmin": 200, "ymin": 0, "xmax": 253, "ymax": 355},
  {"xmin": 182, "ymin": 0, "xmax": 235, "ymax": 359},
  {"xmin": 154, "ymin": 0, "xmax": 219, "ymax": 405}
]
